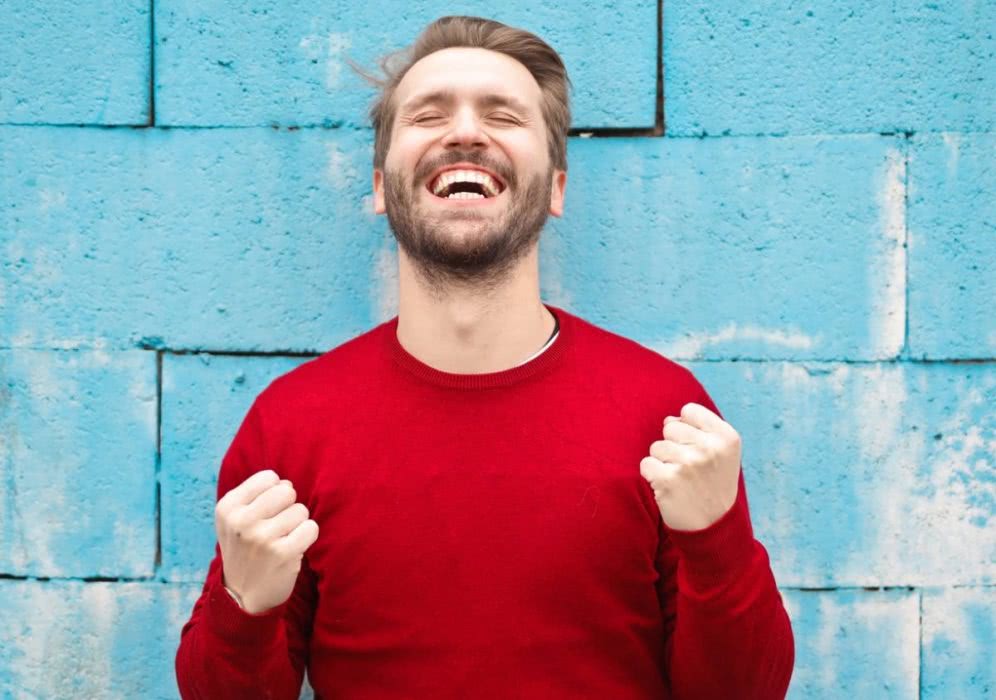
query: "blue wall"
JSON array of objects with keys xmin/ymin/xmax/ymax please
[{"xmin": 1, "ymin": 1, "xmax": 994, "ymax": 697}]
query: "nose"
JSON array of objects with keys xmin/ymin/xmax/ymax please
[{"xmin": 442, "ymin": 106, "xmax": 488, "ymax": 150}]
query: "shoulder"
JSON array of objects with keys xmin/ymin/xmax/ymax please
[
  {"xmin": 567, "ymin": 309, "xmax": 704, "ymax": 393},
  {"xmin": 252, "ymin": 319, "xmax": 388, "ymax": 416}
]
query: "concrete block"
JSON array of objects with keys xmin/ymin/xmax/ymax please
[
  {"xmin": 0, "ymin": 580, "xmax": 200, "ymax": 699},
  {"xmin": 0, "ymin": 125, "xmax": 382, "ymax": 352},
  {"xmin": 154, "ymin": 0, "xmax": 656, "ymax": 128},
  {"xmin": 0, "ymin": 349, "xmax": 156, "ymax": 577},
  {"xmin": 780, "ymin": 588, "xmax": 919, "ymax": 699},
  {"xmin": 0, "ymin": 1, "xmax": 150, "ymax": 125},
  {"xmin": 685, "ymin": 360, "xmax": 996, "ymax": 588},
  {"xmin": 922, "ymin": 586, "xmax": 996, "ymax": 699},
  {"xmin": 908, "ymin": 133, "xmax": 996, "ymax": 359},
  {"xmin": 551, "ymin": 135, "xmax": 906, "ymax": 360}
]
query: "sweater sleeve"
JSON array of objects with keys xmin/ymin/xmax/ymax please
[
  {"xmin": 655, "ymin": 382, "xmax": 795, "ymax": 699},
  {"xmin": 175, "ymin": 398, "xmax": 319, "ymax": 700}
]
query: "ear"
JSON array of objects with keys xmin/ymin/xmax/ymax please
[
  {"xmin": 548, "ymin": 169, "xmax": 567, "ymax": 217},
  {"xmin": 373, "ymin": 168, "xmax": 386, "ymax": 215}
]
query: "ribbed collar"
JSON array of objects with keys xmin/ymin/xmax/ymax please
[{"xmin": 384, "ymin": 303, "xmax": 572, "ymax": 390}]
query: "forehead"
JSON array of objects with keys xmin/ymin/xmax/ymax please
[{"xmin": 393, "ymin": 47, "xmax": 542, "ymax": 113}]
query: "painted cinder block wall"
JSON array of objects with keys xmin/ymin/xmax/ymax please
[{"xmin": 1, "ymin": 0, "xmax": 994, "ymax": 697}]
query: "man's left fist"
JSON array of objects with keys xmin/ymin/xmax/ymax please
[{"xmin": 639, "ymin": 402, "xmax": 742, "ymax": 532}]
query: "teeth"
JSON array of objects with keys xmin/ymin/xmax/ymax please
[
  {"xmin": 447, "ymin": 191, "xmax": 485, "ymax": 199},
  {"xmin": 431, "ymin": 169, "xmax": 502, "ymax": 197}
]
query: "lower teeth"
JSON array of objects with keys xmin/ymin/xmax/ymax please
[{"xmin": 446, "ymin": 192, "xmax": 485, "ymax": 200}]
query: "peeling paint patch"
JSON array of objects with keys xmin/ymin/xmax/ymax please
[
  {"xmin": 846, "ymin": 365, "xmax": 995, "ymax": 584},
  {"xmin": 922, "ymin": 587, "xmax": 996, "ymax": 698}
]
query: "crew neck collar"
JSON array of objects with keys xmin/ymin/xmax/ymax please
[{"xmin": 384, "ymin": 303, "xmax": 572, "ymax": 390}]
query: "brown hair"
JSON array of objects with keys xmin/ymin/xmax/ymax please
[{"xmin": 349, "ymin": 16, "xmax": 572, "ymax": 172}]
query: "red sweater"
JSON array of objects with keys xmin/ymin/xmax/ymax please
[{"xmin": 175, "ymin": 304, "xmax": 794, "ymax": 699}]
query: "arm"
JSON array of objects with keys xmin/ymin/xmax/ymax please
[
  {"xmin": 175, "ymin": 399, "xmax": 318, "ymax": 700},
  {"xmin": 654, "ymin": 386, "xmax": 794, "ymax": 699}
]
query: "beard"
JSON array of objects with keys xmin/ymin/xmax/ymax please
[{"xmin": 382, "ymin": 154, "xmax": 553, "ymax": 299}]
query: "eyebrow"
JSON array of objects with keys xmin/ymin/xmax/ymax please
[{"xmin": 399, "ymin": 89, "xmax": 532, "ymax": 117}]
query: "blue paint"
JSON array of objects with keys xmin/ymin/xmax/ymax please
[
  {"xmin": 908, "ymin": 133, "xmax": 996, "ymax": 359},
  {"xmin": 664, "ymin": 1, "xmax": 996, "ymax": 136},
  {"xmin": 0, "ymin": 1, "xmax": 150, "ymax": 124},
  {"xmin": 154, "ymin": 0, "xmax": 656, "ymax": 128}
]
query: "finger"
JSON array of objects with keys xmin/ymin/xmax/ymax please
[
  {"xmin": 662, "ymin": 418, "xmax": 708, "ymax": 445},
  {"xmin": 680, "ymin": 402, "xmax": 726, "ymax": 432},
  {"xmin": 245, "ymin": 480, "xmax": 297, "ymax": 521},
  {"xmin": 280, "ymin": 518, "xmax": 320, "ymax": 555},
  {"xmin": 223, "ymin": 469, "xmax": 280, "ymax": 507},
  {"xmin": 649, "ymin": 438, "xmax": 695, "ymax": 465},
  {"xmin": 640, "ymin": 455, "xmax": 680, "ymax": 483},
  {"xmin": 262, "ymin": 502, "xmax": 310, "ymax": 539}
]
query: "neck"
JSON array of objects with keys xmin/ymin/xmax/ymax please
[{"xmin": 394, "ymin": 246, "xmax": 556, "ymax": 374}]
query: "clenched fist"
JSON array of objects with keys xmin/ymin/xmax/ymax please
[
  {"xmin": 639, "ymin": 402, "xmax": 742, "ymax": 532},
  {"xmin": 215, "ymin": 469, "xmax": 319, "ymax": 614}
]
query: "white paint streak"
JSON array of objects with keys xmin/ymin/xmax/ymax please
[
  {"xmin": 847, "ymin": 364, "xmax": 921, "ymax": 583},
  {"xmin": 325, "ymin": 142, "xmax": 358, "ymax": 191},
  {"xmin": 922, "ymin": 587, "xmax": 995, "ymax": 665},
  {"xmin": 802, "ymin": 593, "xmax": 918, "ymax": 696},
  {"xmin": 872, "ymin": 147, "xmax": 906, "ymax": 357},
  {"xmin": 81, "ymin": 584, "xmax": 116, "ymax": 696},
  {"xmin": 538, "ymin": 232, "xmax": 574, "ymax": 311},
  {"xmin": 814, "ymin": 596, "xmax": 839, "ymax": 691},
  {"xmin": 656, "ymin": 322, "xmax": 819, "ymax": 359},
  {"xmin": 38, "ymin": 189, "xmax": 67, "ymax": 212},
  {"xmin": 299, "ymin": 30, "xmax": 352, "ymax": 89},
  {"xmin": 941, "ymin": 132, "xmax": 961, "ymax": 176},
  {"xmin": 373, "ymin": 244, "xmax": 398, "ymax": 323}
]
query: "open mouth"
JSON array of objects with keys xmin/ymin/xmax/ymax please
[{"xmin": 426, "ymin": 168, "xmax": 507, "ymax": 201}]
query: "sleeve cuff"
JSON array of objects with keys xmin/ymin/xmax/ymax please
[
  {"xmin": 205, "ymin": 577, "xmax": 287, "ymax": 649},
  {"xmin": 663, "ymin": 474, "xmax": 756, "ymax": 584}
]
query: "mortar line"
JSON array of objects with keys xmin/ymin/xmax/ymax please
[
  {"xmin": 154, "ymin": 349, "xmax": 163, "ymax": 573},
  {"xmin": 148, "ymin": 0, "xmax": 156, "ymax": 126},
  {"xmin": 903, "ymin": 132, "xmax": 911, "ymax": 360},
  {"xmin": 917, "ymin": 586, "xmax": 923, "ymax": 700},
  {"xmin": 657, "ymin": 0, "xmax": 665, "ymax": 134}
]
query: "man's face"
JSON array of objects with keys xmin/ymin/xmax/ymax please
[{"xmin": 373, "ymin": 47, "xmax": 567, "ymax": 291}]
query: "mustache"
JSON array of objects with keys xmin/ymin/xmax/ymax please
[{"xmin": 413, "ymin": 152, "xmax": 514, "ymax": 189}]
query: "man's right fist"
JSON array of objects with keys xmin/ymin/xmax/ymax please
[{"xmin": 215, "ymin": 469, "xmax": 319, "ymax": 615}]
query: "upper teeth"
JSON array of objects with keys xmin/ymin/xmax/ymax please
[{"xmin": 431, "ymin": 169, "xmax": 501, "ymax": 197}]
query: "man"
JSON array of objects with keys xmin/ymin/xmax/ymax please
[{"xmin": 175, "ymin": 15, "xmax": 794, "ymax": 699}]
